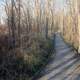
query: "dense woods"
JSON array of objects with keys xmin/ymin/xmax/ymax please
[
  {"xmin": 0, "ymin": 0, "xmax": 80, "ymax": 80},
  {"xmin": 60, "ymin": 0, "xmax": 80, "ymax": 53},
  {"xmin": 0, "ymin": 0, "xmax": 55, "ymax": 80}
]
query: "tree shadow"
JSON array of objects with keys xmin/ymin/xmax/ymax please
[
  {"xmin": 33, "ymin": 34, "xmax": 80, "ymax": 80},
  {"xmin": 34, "ymin": 52, "xmax": 77, "ymax": 80},
  {"xmin": 48, "ymin": 57, "xmax": 80, "ymax": 80}
]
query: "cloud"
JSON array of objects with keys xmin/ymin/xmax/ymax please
[{"xmin": 55, "ymin": 0, "xmax": 66, "ymax": 11}]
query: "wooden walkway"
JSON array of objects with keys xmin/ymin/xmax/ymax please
[{"xmin": 34, "ymin": 33, "xmax": 80, "ymax": 80}]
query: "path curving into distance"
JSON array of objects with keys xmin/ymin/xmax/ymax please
[{"xmin": 33, "ymin": 33, "xmax": 80, "ymax": 80}]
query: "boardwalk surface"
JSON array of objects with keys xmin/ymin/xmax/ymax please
[{"xmin": 34, "ymin": 34, "xmax": 80, "ymax": 80}]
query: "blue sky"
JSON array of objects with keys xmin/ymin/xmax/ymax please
[
  {"xmin": 0, "ymin": 0, "xmax": 66, "ymax": 24},
  {"xmin": 0, "ymin": 0, "xmax": 3, "ymax": 5},
  {"xmin": 0, "ymin": 0, "xmax": 65, "ymax": 12},
  {"xmin": 0, "ymin": 0, "xmax": 66, "ymax": 20},
  {"xmin": 55, "ymin": 0, "xmax": 66, "ymax": 12},
  {"xmin": 0, "ymin": 0, "xmax": 5, "ymax": 24},
  {"xmin": 0, "ymin": 0, "xmax": 65, "ymax": 10},
  {"xmin": 0, "ymin": 0, "xmax": 3, "ymax": 15}
]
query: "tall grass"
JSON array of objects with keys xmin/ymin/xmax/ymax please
[{"xmin": 0, "ymin": 33, "xmax": 54, "ymax": 80}]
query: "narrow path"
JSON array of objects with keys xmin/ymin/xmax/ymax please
[{"xmin": 34, "ymin": 33, "xmax": 80, "ymax": 80}]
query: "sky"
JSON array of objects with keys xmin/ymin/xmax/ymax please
[
  {"xmin": 0, "ymin": 0, "xmax": 3, "ymax": 4},
  {"xmin": 0, "ymin": 0, "xmax": 3, "ymax": 13},
  {"xmin": 0, "ymin": 0, "xmax": 4, "ymax": 24},
  {"xmin": 0, "ymin": 0, "xmax": 66, "ymax": 24},
  {"xmin": 55, "ymin": 0, "xmax": 66, "ymax": 12}
]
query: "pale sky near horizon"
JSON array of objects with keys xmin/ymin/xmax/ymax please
[
  {"xmin": 55, "ymin": 0, "xmax": 65, "ymax": 10},
  {"xmin": 0, "ymin": 0, "xmax": 66, "ymax": 23},
  {"xmin": 0, "ymin": 0, "xmax": 4, "ymax": 24}
]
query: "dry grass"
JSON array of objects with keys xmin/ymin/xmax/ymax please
[{"xmin": 0, "ymin": 31, "xmax": 53, "ymax": 80}]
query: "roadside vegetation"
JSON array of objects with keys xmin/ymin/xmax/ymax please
[
  {"xmin": 61, "ymin": 0, "xmax": 79, "ymax": 53},
  {"xmin": 1, "ymin": 0, "xmax": 80, "ymax": 79},
  {"xmin": 0, "ymin": 32, "xmax": 53, "ymax": 80},
  {"xmin": 0, "ymin": 0, "xmax": 55, "ymax": 80}
]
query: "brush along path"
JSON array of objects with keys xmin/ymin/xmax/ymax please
[{"xmin": 34, "ymin": 33, "xmax": 80, "ymax": 80}]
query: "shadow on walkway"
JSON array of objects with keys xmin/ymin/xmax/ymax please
[{"xmin": 33, "ymin": 33, "xmax": 80, "ymax": 80}]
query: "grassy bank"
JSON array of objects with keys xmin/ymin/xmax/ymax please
[{"xmin": 0, "ymin": 34, "xmax": 54, "ymax": 80}]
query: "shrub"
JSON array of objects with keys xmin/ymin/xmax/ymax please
[{"xmin": 0, "ymin": 34, "xmax": 53, "ymax": 80}]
